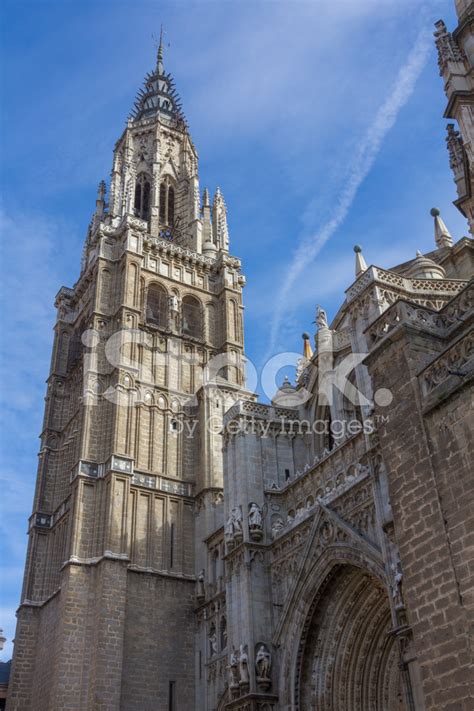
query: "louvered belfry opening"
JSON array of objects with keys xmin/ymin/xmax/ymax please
[{"xmin": 134, "ymin": 173, "xmax": 151, "ymax": 220}]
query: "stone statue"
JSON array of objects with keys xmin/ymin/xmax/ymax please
[
  {"xmin": 231, "ymin": 507, "xmax": 243, "ymax": 538},
  {"xmin": 209, "ymin": 628, "xmax": 218, "ymax": 657},
  {"xmin": 271, "ymin": 517, "xmax": 284, "ymax": 538},
  {"xmin": 225, "ymin": 515, "xmax": 234, "ymax": 547},
  {"xmin": 239, "ymin": 644, "xmax": 249, "ymax": 687},
  {"xmin": 196, "ymin": 569, "xmax": 205, "ymax": 601},
  {"xmin": 391, "ymin": 563, "xmax": 404, "ymax": 608},
  {"xmin": 248, "ymin": 502, "xmax": 263, "ymax": 530},
  {"xmin": 170, "ymin": 294, "xmax": 180, "ymax": 312},
  {"xmin": 255, "ymin": 644, "xmax": 272, "ymax": 681},
  {"xmin": 229, "ymin": 649, "xmax": 240, "ymax": 691},
  {"xmin": 315, "ymin": 305, "xmax": 329, "ymax": 329}
]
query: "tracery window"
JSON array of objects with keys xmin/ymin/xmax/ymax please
[
  {"xmin": 146, "ymin": 283, "xmax": 168, "ymax": 329},
  {"xmin": 134, "ymin": 173, "xmax": 151, "ymax": 220},
  {"xmin": 182, "ymin": 295, "xmax": 202, "ymax": 339}
]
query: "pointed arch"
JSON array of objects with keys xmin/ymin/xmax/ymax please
[
  {"xmin": 146, "ymin": 282, "xmax": 169, "ymax": 329},
  {"xmin": 182, "ymin": 295, "xmax": 202, "ymax": 339},
  {"xmin": 159, "ymin": 176, "xmax": 177, "ymax": 227},
  {"xmin": 134, "ymin": 172, "xmax": 151, "ymax": 220}
]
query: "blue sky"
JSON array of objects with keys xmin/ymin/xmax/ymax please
[{"xmin": 0, "ymin": 0, "xmax": 466, "ymax": 659}]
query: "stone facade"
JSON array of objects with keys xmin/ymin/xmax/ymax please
[{"xmin": 7, "ymin": 5, "xmax": 474, "ymax": 711}]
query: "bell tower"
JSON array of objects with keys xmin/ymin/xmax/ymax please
[{"xmin": 8, "ymin": 37, "xmax": 246, "ymax": 711}]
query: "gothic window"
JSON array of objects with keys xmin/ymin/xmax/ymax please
[
  {"xmin": 343, "ymin": 370, "xmax": 363, "ymax": 426},
  {"xmin": 159, "ymin": 178, "xmax": 176, "ymax": 227},
  {"xmin": 134, "ymin": 173, "xmax": 151, "ymax": 220},
  {"xmin": 146, "ymin": 283, "xmax": 168, "ymax": 329},
  {"xmin": 182, "ymin": 295, "xmax": 202, "ymax": 339},
  {"xmin": 159, "ymin": 182, "xmax": 166, "ymax": 222},
  {"xmin": 168, "ymin": 185, "xmax": 175, "ymax": 225},
  {"xmin": 212, "ymin": 550, "xmax": 218, "ymax": 585}
]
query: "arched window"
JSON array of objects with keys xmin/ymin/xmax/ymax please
[
  {"xmin": 159, "ymin": 178, "xmax": 176, "ymax": 227},
  {"xmin": 159, "ymin": 183, "xmax": 166, "ymax": 223},
  {"xmin": 146, "ymin": 283, "xmax": 168, "ymax": 329},
  {"xmin": 182, "ymin": 295, "xmax": 202, "ymax": 339},
  {"xmin": 134, "ymin": 173, "xmax": 151, "ymax": 220},
  {"xmin": 168, "ymin": 186, "xmax": 175, "ymax": 225}
]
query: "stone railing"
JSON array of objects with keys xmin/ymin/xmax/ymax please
[
  {"xmin": 223, "ymin": 400, "xmax": 299, "ymax": 427},
  {"xmin": 366, "ymin": 300, "xmax": 443, "ymax": 348},
  {"xmin": 346, "ymin": 265, "xmax": 468, "ymax": 303},
  {"xmin": 366, "ymin": 281, "xmax": 473, "ymax": 350}
]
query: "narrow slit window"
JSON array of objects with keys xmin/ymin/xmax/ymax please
[{"xmin": 168, "ymin": 681, "xmax": 176, "ymax": 711}]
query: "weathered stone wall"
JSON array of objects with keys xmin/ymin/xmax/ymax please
[
  {"xmin": 121, "ymin": 572, "xmax": 195, "ymax": 710},
  {"xmin": 367, "ymin": 317, "xmax": 474, "ymax": 710}
]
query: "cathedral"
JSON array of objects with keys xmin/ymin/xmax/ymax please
[{"xmin": 6, "ymin": 2, "xmax": 474, "ymax": 710}]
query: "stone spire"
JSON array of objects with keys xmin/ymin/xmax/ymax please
[
  {"xmin": 128, "ymin": 35, "xmax": 185, "ymax": 125},
  {"xmin": 430, "ymin": 208, "xmax": 454, "ymax": 248},
  {"xmin": 212, "ymin": 187, "xmax": 229, "ymax": 252},
  {"xmin": 354, "ymin": 245, "xmax": 368, "ymax": 277},
  {"xmin": 302, "ymin": 332, "xmax": 313, "ymax": 360},
  {"xmin": 156, "ymin": 25, "xmax": 164, "ymax": 72},
  {"xmin": 96, "ymin": 180, "xmax": 106, "ymax": 217},
  {"xmin": 434, "ymin": 19, "xmax": 465, "ymax": 73}
]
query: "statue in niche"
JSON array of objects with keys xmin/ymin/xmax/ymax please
[
  {"xmin": 239, "ymin": 644, "xmax": 249, "ymax": 687},
  {"xmin": 220, "ymin": 617, "xmax": 227, "ymax": 650},
  {"xmin": 229, "ymin": 649, "xmax": 240, "ymax": 692},
  {"xmin": 271, "ymin": 516, "xmax": 284, "ymax": 539},
  {"xmin": 196, "ymin": 569, "xmax": 205, "ymax": 602},
  {"xmin": 170, "ymin": 294, "xmax": 180, "ymax": 313},
  {"xmin": 209, "ymin": 627, "xmax": 218, "ymax": 657},
  {"xmin": 391, "ymin": 562, "xmax": 404, "ymax": 609},
  {"xmin": 225, "ymin": 515, "xmax": 235, "ymax": 548},
  {"xmin": 231, "ymin": 507, "xmax": 243, "ymax": 540},
  {"xmin": 255, "ymin": 643, "xmax": 272, "ymax": 685},
  {"xmin": 248, "ymin": 502, "xmax": 263, "ymax": 540}
]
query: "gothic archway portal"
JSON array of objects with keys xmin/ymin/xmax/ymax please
[{"xmin": 296, "ymin": 564, "xmax": 405, "ymax": 711}]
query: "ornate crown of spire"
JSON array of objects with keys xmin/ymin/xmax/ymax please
[{"xmin": 128, "ymin": 29, "xmax": 186, "ymax": 126}]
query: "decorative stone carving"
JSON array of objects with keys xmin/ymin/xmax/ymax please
[
  {"xmin": 271, "ymin": 516, "xmax": 285, "ymax": 539},
  {"xmin": 196, "ymin": 569, "xmax": 205, "ymax": 603},
  {"xmin": 391, "ymin": 563, "xmax": 404, "ymax": 610},
  {"xmin": 209, "ymin": 626, "xmax": 218, "ymax": 657},
  {"xmin": 239, "ymin": 644, "xmax": 249, "ymax": 690},
  {"xmin": 169, "ymin": 294, "xmax": 180, "ymax": 313},
  {"xmin": 434, "ymin": 20, "xmax": 465, "ymax": 72},
  {"xmin": 226, "ymin": 506, "xmax": 243, "ymax": 549},
  {"xmin": 315, "ymin": 304, "xmax": 329, "ymax": 329},
  {"xmin": 229, "ymin": 649, "xmax": 240, "ymax": 697},
  {"xmin": 255, "ymin": 643, "xmax": 272, "ymax": 690},
  {"xmin": 446, "ymin": 124, "xmax": 465, "ymax": 177},
  {"xmin": 248, "ymin": 502, "xmax": 263, "ymax": 541}
]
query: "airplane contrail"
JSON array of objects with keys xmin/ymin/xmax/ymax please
[{"xmin": 266, "ymin": 28, "xmax": 432, "ymax": 358}]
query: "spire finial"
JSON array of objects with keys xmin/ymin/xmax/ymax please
[
  {"xmin": 302, "ymin": 332, "xmax": 313, "ymax": 360},
  {"xmin": 156, "ymin": 25, "xmax": 164, "ymax": 70},
  {"xmin": 430, "ymin": 207, "xmax": 453, "ymax": 248},
  {"xmin": 354, "ymin": 244, "xmax": 368, "ymax": 277}
]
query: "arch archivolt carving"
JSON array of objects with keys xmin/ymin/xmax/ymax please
[{"xmin": 276, "ymin": 543, "xmax": 402, "ymax": 710}]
